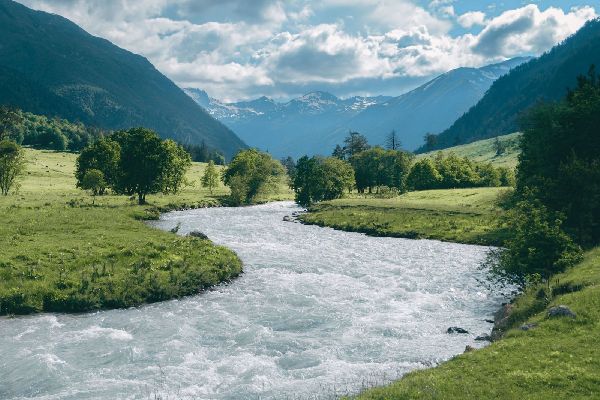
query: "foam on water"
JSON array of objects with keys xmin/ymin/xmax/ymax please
[{"xmin": 0, "ymin": 202, "xmax": 509, "ymax": 399}]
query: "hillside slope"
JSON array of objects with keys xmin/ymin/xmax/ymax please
[
  {"xmin": 422, "ymin": 18, "xmax": 600, "ymax": 152},
  {"xmin": 0, "ymin": 0, "xmax": 246, "ymax": 158},
  {"xmin": 417, "ymin": 132, "xmax": 522, "ymax": 169}
]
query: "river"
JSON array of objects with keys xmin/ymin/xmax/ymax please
[{"xmin": 1, "ymin": 202, "xmax": 509, "ymax": 399}]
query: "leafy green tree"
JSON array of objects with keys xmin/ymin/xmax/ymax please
[
  {"xmin": 76, "ymin": 139, "xmax": 121, "ymax": 194},
  {"xmin": 293, "ymin": 156, "xmax": 355, "ymax": 207},
  {"xmin": 498, "ymin": 167, "xmax": 516, "ymax": 187},
  {"xmin": 222, "ymin": 149, "xmax": 286, "ymax": 205},
  {"xmin": 495, "ymin": 194, "xmax": 582, "ymax": 283},
  {"xmin": 332, "ymin": 144, "xmax": 345, "ymax": 160},
  {"xmin": 201, "ymin": 160, "xmax": 219, "ymax": 194},
  {"xmin": 109, "ymin": 128, "xmax": 179, "ymax": 204},
  {"xmin": 406, "ymin": 158, "xmax": 442, "ymax": 191},
  {"xmin": 350, "ymin": 147, "xmax": 412, "ymax": 193},
  {"xmin": 423, "ymin": 132, "xmax": 437, "ymax": 151},
  {"xmin": 343, "ymin": 131, "xmax": 370, "ymax": 158},
  {"xmin": 0, "ymin": 106, "xmax": 23, "ymax": 141},
  {"xmin": 160, "ymin": 139, "xmax": 192, "ymax": 194},
  {"xmin": 280, "ymin": 156, "xmax": 296, "ymax": 186},
  {"xmin": 80, "ymin": 169, "xmax": 106, "ymax": 204},
  {"xmin": 435, "ymin": 153, "xmax": 480, "ymax": 188},
  {"xmin": 0, "ymin": 140, "xmax": 26, "ymax": 195},
  {"xmin": 475, "ymin": 162, "xmax": 501, "ymax": 187},
  {"xmin": 517, "ymin": 66, "xmax": 600, "ymax": 245},
  {"xmin": 494, "ymin": 137, "xmax": 507, "ymax": 156}
]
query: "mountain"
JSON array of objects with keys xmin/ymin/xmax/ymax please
[
  {"xmin": 331, "ymin": 57, "xmax": 531, "ymax": 152},
  {"xmin": 0, "ymin": 0, "xmax": 246, "ymax": 158},
  {"xmin": 185, "ymin": 89, "xmax": 393, "ymax": 158},
  {"xmin": 421, "ymin": 18, "xmax": 600, "ymax": 152},
  {"xmin": 186, "ymin": 58, "xmax": 527, "ymax": 158}
]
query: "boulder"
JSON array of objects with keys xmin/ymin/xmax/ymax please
[
  {"xmin": 548, "ymin": 305, "xmax": 577, "ymax": 318},
  {"xmin": 475, "ymin": 334, "xmax": 492, "ymax": 342},
  {"xmin": 188, "ymin": 231, "xmax": 209, "ymax": 240},
  {"xmin": 447, "ymin": 327, "xmax": 469, "ymax": 334},
  {"xmin": 520, "ymin": 323, "xmax": 538, "ymax": 331},
  {"xmin": 283, "ymin": 216, "xmax": 292, "ymax": 222},
  {"xmin": 464, "ymin": 345, "xmax": 476, "ymax": 353}
]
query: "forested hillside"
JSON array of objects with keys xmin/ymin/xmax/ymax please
[
  {"xmin": 0, "ymin": 0, "xmax": 246, "ymax": 158},
  {"xmin": 421, "ymin": 18, "xmax": 600, "ymax": 152}
]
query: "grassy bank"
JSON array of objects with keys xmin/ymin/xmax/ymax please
[
  {"xmin": 417, "ymin": 132, "xmax": 521, "ymax": 169},
  {"xmin": 353, "ymin": 247, "xmax": 600, "ymax": 399},
  {"xmin": 0, "ymin": 149, "xmax": 256, "ymax": 315},
  {"xmin": 301, "ymin": 188, "xmax": 510, "ymax": 246}
]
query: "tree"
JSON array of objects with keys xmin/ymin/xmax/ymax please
[
  {"xmin": 280, "ymin": 156, "xmax": 296, "ymax": 185},
  {"xmin": 493, "ymin": 137, "xmax": 507, "ymax": 156},
  {"xmin": 435, "ymin": 153, "xmax": 480, "ymax": 189},
  {"xmin": 76, "ymin": 139, "xmax": 120, "ymax": 194},
  {"xmin": 201, "ymin": 160, "xmax": 219, "ymax": 194},
  {"xmin": 423, "ymin": 133, "xmax": 438, "ymax": 151},
  {"xmin": 161, "ymin": 139, "xmax": 192, "ymax": 194},
  {"xmin": 343, "ymin": 131, "xmax": 370, "ymax": 158},
  {"xmin": 495, "ymin": 194, "xmax": 582, "ymax": 283},
  {"xmin": 407, "ymin": 158, "xmax": 442, "ymax": 191},
  {"xmin": 80, "ymin": 169, "xmax": 106, "ymax": 204},
  {"xmin": 0, "ymin": 140, "xmax": 26, "ymax": 195},
  {"xmin": 517, "ymin": 66, "xmax": 600, "ymax": 245},
  {"xmin": 385, "ymin": 130, "xmax": 402, "ymax": 150},
  {"xmin": 475, "ymin": 162, "xmax": 501, "ymax": 187},
  {"xmin": 222, "ymin": 149, "xmax": 286, "ymax": 205},
  {"xmin": 292, "ymin": 156, "xmax": 355, "ymax": 207},
  {"xmin": 0, "ymin": 106, "xmax": 23, "ymax": 141},
  {"xmin": 332, "ymin": 144, "xmax": 345, "ymax": 160}
]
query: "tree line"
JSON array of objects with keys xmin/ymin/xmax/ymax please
[{"xmin": 279, "ymin": 130, "xmax": 515, "ymax": 206}]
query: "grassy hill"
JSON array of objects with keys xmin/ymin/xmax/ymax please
[
  {"xmin": 417, "ymin": 132, "xmax": 521, "ymax": 169},
  {"xmin": 0, "ymin": 149, "xmax": 248, "ymax": 315}
]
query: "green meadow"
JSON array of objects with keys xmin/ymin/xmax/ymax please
[
  {"xmin": 301, "ymin": 187, "xmax": 510, "ymax": 246},
  {"xmin": 418, "ymin": 132, "xmax": 522, "ymax": 169},
  {"xmin": 0, "ymin": 149, "xmax": 253, "ymax": 315}
]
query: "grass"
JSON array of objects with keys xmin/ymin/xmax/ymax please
[
  {"xmin": 301, "ymin": 188, "xmax": 511, "ymax": 246},
  {"xmin": 352, "ymin": 247, "xmax": 600, "ymax": 399},
  {"xmin": 418, "ymin": 132, "xmax": 522, "ymax": 169},
  {"xmin": 0, "ymin": 149, "xmax": 291, "ymax": 315}
]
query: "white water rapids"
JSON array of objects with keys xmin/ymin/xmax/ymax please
[{"xmin": 1, "ymin": 202, "xmax": 509, "ymax": 399}]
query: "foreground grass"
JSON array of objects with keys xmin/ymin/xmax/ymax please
[
  {"xmin": 417, "ymin": 132, "xmax": 522, "ymax": 169},
  {"xmin": 353, "ymin": 247, "xmax": 600, "ymax": 399},
  {"xmin": 301, "ymin": 188, "xmax": 510, "ymax": 246},
  {"xmin": 0, "ymin": 149, "xmax": 270, "ymax": 315}
]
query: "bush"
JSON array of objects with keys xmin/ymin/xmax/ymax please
[{"xmin": 494, "ymin": 194, "xmax": 583, "ymax": 284}]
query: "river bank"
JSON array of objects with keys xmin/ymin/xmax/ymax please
[
  {"xmin": 0, "ymin": 149, "xmax": 249, "ymax": 315},
  {"xmin": 300, "ymin": 190, "xmax": 600, "ymax": 399},
  {"xmin": 300, "ymin": 188, "xmax": 510, "ymax": 246}
]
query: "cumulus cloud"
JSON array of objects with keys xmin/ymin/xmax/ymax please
[
  {"xmin": 458, "ymin": 11, "xmax": 487, "ymax": 28},
  {"xmin": 473, "ymin": 5, "xmax": 597, "ymax": 57},
  {"xmin": 14, "ymin": 1, "xmax": 599, "ymax": 100}
]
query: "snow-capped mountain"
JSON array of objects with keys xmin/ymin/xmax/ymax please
[{"xmin": 184, "ymin": 57, "xmax": 530, "ymax": 158}]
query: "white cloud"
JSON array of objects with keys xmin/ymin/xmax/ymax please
[
  {"xmin": 13, "ymin": 1, "xmax": 599, "ymax": 100},
  {"xmin": 458, "ymin": 11, "xmax": 487, "ymax": 28}
]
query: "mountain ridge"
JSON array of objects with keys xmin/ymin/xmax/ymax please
[
  {"xmin": 186, "ymin": 57, "xmax": 529, "ymax": 158},
  {"xmin": 420, "ymin": 18, "xmax": 600, "ymax": 152},
  {"xmin": 0, "ymin": 0, "xmax": 246, "ymax": 158}
]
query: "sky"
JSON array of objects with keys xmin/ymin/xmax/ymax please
[{"xmin": 15, "ymin": 0, "xmax": 599, "ymax": 102}]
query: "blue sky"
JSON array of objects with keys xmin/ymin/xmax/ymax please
[{"xmin": 17, "ymin": 0, "xmax": 598, "ymax": 101}]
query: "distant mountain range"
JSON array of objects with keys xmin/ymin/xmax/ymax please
[
  {"xmin": 0, "ymin": 0, "xmax": 246, "ymax": 158},
  {"xmin": 422, "ymin": 18, "xmax": 600, "ymax": 152},
  {"xmin": 186, "ymin": 57, "xmax": 529, "ymax": 158}
]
